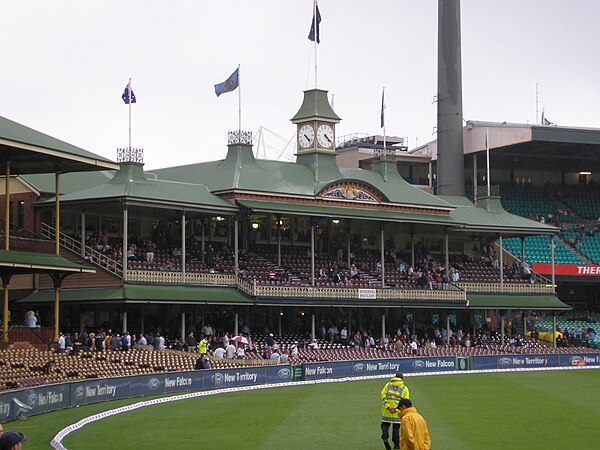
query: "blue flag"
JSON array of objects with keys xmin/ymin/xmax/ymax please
[
  {"xmin": 214, "ymin": 68, "xmax": 240, "ymax": 97},
  {"xmin": 122, "ymin": 82, "xmax": 136, "ymax": 104},
  {"xmin": 308, "ymin": 4, "xmax": 321, "ymax": 43},
  {"xmin": 380, "ymin": 88, "xmax": 385, "ymax": 128}
]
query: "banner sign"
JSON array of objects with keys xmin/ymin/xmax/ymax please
[
  {"xmin": 358, "ymin": 289, "xmax": 376, "ymax": 299},
  {"xmin": 532, "ymin": 263, "xmax": 600, "ymax": 276},
  {"xmin": 265, "ymin": 366, "xmax": 293, "ymax": 384},
  {"xmin": 558, "ymin": 353, "xmax": 600, "ymax": 367},
  {"xmin": 472, "ymin": 354, "xmax": 559, "ymax": 370},
  {"xmin": 71, "ymin": 377, "xmax": 131, "ymax": 406},
  {"xmin": 202, "ymin": 367, "xmax": 266, "ymax": 389}
]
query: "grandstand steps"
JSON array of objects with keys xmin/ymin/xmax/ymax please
[
  {"xmin": 557, "ymin": 234, "xmax": 592, "ymax": 264},
  {"xmin": 37, "ymin": 249, "xmax": 123, "ymax": 290}
]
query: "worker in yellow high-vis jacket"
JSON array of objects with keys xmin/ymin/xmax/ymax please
[{"xmin": 380, "ymin": 373, "xmax": 410, "ymax": 450}]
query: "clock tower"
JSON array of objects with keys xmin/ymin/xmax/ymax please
[{"xmin": 291, "ymin": 89, "xmax": 342, "ymax": 180}]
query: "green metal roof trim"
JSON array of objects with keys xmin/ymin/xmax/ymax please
[
  {"xmin": 238, "ymin": 200, "xmax": 458, "ymax": 225},
  {"xmin": 441, "ymin": 195, "xmax": 558, "ymax": 235},
  {"xmin": 41, "ymin": 163, "xmax": 238, "ymax": 213},
  {"xmin": 22, "ymin": 171, "xmax": 115, "ymax": 194},
  {"xmin": 0, "ymin": 249, "xmax": 95, "ymax": 273},
  {"xmin": 291, "ymin": 89, "xmax": 341, "ymax": 122},
  {"xmin": 18, "ymin": 285, "xmax": 251, "ymax": 304},
  {"xmin": 532, "ymin": 126, "xmax": 600, "ymax": 145},
  {"xmin": 0, "ymin": 116, "xmax": 118, "ymax": 172},
  {"xmin": 253, "ymin": 297, "xmax": 466, "ymax": 309},
  {"xmin": 467, "ymin": 294, "xmax": 571, "ymax": 310},
  {"xmin": 154, "ymin": 147, "xmax": 453, "ymax": 210}
]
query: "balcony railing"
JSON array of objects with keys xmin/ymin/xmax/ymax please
[
  {"xmin": 127, "ymin": 270, "xmax": 236, "ymax": 286},
  {"xmin": 40, "ymin": 223, "xmax": 123, "ymax": 277},
  {"xmin": 454, "ymin": 281, "xmax": 554, "ymax": 294}
]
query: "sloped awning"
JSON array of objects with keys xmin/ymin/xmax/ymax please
[
  {"xmin": 467, "ymin": 294, "xmax": 571, "ymax": 310},
  {"xmin": 237, "ymin": 200, "xmax": 458, "ymax": 226},
  {"xmin": 0, "ymin": 250, "xmax": 95, "ymax": 275},
  {"xmin": 18, "ymin": 284, "xmax": 251, "ymax": 305}
]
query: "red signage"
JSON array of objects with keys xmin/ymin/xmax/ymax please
[{"xmin": 532, "ymin": 263, "xmax": 600, "ymax": 276}]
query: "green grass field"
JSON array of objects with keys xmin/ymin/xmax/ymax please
[{"xmin": 11, "ymin": 369, "xmax": 600, "ymax": 449}]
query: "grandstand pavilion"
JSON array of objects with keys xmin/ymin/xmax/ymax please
[{"xmin": 1, "ymin": 89, "xmax": 573, "ymax": 349}]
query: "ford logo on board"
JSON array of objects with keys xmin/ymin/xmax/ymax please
[
  {"xmin": 147, "ymin": 378, "xmax": 160, "ymax": 390},
  {"xmin": 212, "ymin": 373, "xmax": 224, "ymax": 383},
  {"xmin": 26, "ymin": 393, "xmax": 38, "ymax": 407},
  {"xmin": 75, "ymin": 386, "xmax": 85, "ymax": 400},
  {"xmin": 412, "ymin": 360, "xmax": 425, "ymax": 369},
  {"xmin": 498, "ymin": 357, "xmax": 512, "ymax": 366},
  {"xmin": 278, "ymin": 368, "xmax": 291, "ymax": 378},
  {"xmin": 353, "ymin": 363, "xmax": 365, "ymax": 372}
]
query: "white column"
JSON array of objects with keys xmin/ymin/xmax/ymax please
[
  {"xmin": 311, "ymin": 223, "xmax": 315, "ymax": 287},
  {"xmin": 80, "ymin": 212, "xmax": 86, "ymax": 257},
  {"xmin": 278, "ymin": 313, "xmax": 282, "ymax": 337},
  {"xmin": 380, "ymin": 226, "xmax": 385, "ymax": 287},
  {"xmin": 501, "ymin": 314, "xmax": 505, "ymax": 345},
  {"xmin": 551, "ymin": 235, "xmax": 556, "ymax": 293},
  {"xmin": 122, "ymin": 311, "xmax": 128, "ymax": 334},
  {"xmin": 201, "ymin": 219, "xmax": 205, "ymax": 264},
  {"xmin": 499, "ymin": 236, "xmax": 504, "ymax": 291},
  {"xmin": 181, "ymin": 312, "xmax": 186, "ymax": 342},
  {"xmin": 444, "ymin": 231, "xmax": 449, "ymax": 273},
  {"xmin": 235, "ymin": 313, "xmax": 239, "ymax": 336},
  {"xmin": 311, "ymin": 313, "xmax": 316, "ymax": 341},
  {"xmin": 234, "ymin": 218, "xmax": 239, "ymax": 275},
  {"xmin": 446, "ymin": 314, "xmax": 451, "ymax": 345},
  {"xmin": 181, "ymin": 212, "xmax": 186, "ymax": 282},
  {"xmin": 553, "ymin": 314, "xmax": 557, "ymax": 349},
  {"xmin": 122, "ymin": 206, "xmax": 128, "ymax": 282},
  {"xmin": 381, "ymin": 312, "xmax": 386, "ymax": 343}
]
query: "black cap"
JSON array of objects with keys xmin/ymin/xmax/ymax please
[
  {"xmin": 395, "ymin": 373, "xmax": 404, "ymax": 379},
  {"xmin": 0, "ymin": 432, "xmax": 27, "ymax": 450}
]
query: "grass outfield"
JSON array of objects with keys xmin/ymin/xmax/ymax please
[{"xmin": 12, "ymin": 369, "xmax": 600, "ymax": 449}]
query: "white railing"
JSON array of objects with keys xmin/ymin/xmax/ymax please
[
  {"xmin": 237, "ymin": 277, "xmax": 466, "ymax": 301},
  {"xmin": 127, "ymin": 270, "xmax": 236, "ymax": 286},
  {"xmin": 454, "ymin": 282, "xmax": 554, "ymax": 294},
  {"xmin": 40, "ymin": 223, "xmax": 123, "ymax": 277}
]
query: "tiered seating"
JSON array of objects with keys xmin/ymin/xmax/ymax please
[
  {"xmin": 533, "ymin": 312, "xmax": 600, "ymax": 348},
  {"xmin": 503, "ymin": 235, "xmax": 583, "ymax": 265},
  {"xmin": 0, "ymin": 347, "xmax": 197, "ymax": 391},
  {"xmin": 561, "ymin": 189, "xmax": 600, "ymax": 219},
  {"xmin": 574, "ymin": 233, "xmax": 600, "ymax": 264},
  {"xmin": 499, "ymin": 183, "xmax": 562, "ymax": 219}
]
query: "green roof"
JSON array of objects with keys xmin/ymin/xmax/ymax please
[
  {"xmin": 22, "ymin": 170, "xmax": 114, "ymax": 194},
  {"xmin": 42, "ymin": 162, "xmax": 238, "ymax": 213},
  {"xmin": 467, "ymin": 294, "xmax": 571, "ymax": 310},
  {"xmin": 0, "ymin": 249, "xmax": 95, "ymax": 275},
  {"xmin": 18, "ymin": 284, "xmax": 251, "ymax": 304},
  {"xmin": 238, "ymin": 199, "xmax": 457, "ymax": 225},
  {"xmin": 441, "ymin": 195, "xmax": 558, "ymax": 235},
  {"xmin": 0, "ymin": 115, "xmax": 118, "ymax": 175},
  {"xmin": 155, "ymin": 146, "xmax": 453, "ymax": 210},
  {"xmin": 291, "ymin": 89, "xmax": 341, "ymax": 122}
]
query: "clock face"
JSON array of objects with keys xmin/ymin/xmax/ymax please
[
  {"xmin": 317, "ymin": 124, "xmax": 334, "ymax": 148},
  {"xmin": 298, "ymin": 124, "xmax": 315, "ymax": 149}
]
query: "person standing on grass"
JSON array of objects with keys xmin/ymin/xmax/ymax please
[
  {"xmin": 398, "ymin": 398, "xmax": 431, "ymax": 450},
  {"xmin": 380, "ymin": 373, "xmax": 410, "ymax": 450}
]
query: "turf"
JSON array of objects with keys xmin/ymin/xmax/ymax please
[{"xmin": 13, "ymin": 369, "xmax": 600, "ymax": 449}]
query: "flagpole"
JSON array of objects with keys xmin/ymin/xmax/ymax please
[
  {"xmin": 486, "ymin": 127, "xmax": 491, "ymax": 196},
  {"xmin": 238, "ymin": 64, "xmax": 241, "ymax": 135},
  {"xmin": 128, "ymin": 78, "xmax": 132, "ymax": 150},
  {"xmin": 314, "ymin": 0, "xmax": 318, "ymax": 89},
  {"xmin": 382, "ymin": 87, "xmax": 387, "ymax": 154}
]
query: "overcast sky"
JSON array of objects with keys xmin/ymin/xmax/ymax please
[{"xmin": 2, "ymin": 1, "xmax": 599, "ymax": 170}]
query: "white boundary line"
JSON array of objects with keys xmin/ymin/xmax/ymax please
[{"xmin": 50, "ymin": 365, "xmax": 599, "ymax": 450}]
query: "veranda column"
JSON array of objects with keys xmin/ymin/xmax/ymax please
[
  {"xmin": 180, "ymin": 312, "xmax": 185, "ymax": 342},
  {"xmin": 311, "ymin": 221, "xmax": 315, "ymax": 287},
  {"xmin": 346, "ymin": 220, "xmax": 351, "ymax": 269},
  {"xmin": 278, "ymin": 312, "xmax": 282, "ymax": 337},
  {"xmin": 446, "ymin": 314, "xmax": 451, "ymax": 345},
  {"xmin": 410, "ymin": 225, "xmax": 415, "ymax": 268},
  {"xmin": 3, "ymin": 161, "xmax": 10, "ymax": 250},
  {"xmin": 381, "ymin": 311, "xmax": 386, "ymax": 343},
  {"xmin": 181, "ymin": 211, "xmax": 186, "ymax": 283},
  {"xmin": 444, "ymin": 231, "xmax": 449, "ymax": 273},
  {"xmin": 80, "ymin": 211, "xmax": 86, "ymax": 257},
  {"xmin": 500, "ymin": 313, "xmax": 505, "ymax": 345},
  {"xmin": 472, "ymin": 154, "xmax": 478, "ymax": 203},
  {"xmin": 553, "ymin": 313, "xmax": 557, "ymax": 349},
  {"xmin": 277, "ymin": 215, "xmax": 281, "ymax": 267},
  {"xmin": 122, "ymin": 311, "xmax": 128, "ymax": 334},
  {"xmin": 311, "ymin": 313, "xmax": 316, "ymax": 341},
  {"xmin": 122, "ymin": 205, "xmax": 128, "ymax": 282},
  {"xmin": 551, "ymin": 235, "xmax": 556, "ymax": 293},
  {"xmin": 499, "ymin": 235, "xmax": 504, "ymax": 292},
  {"xmin": 201, "ymin": 219, "xmax": 205, "ymax": 264},
  {"xmin": 54, "ymin": 172, "xmax": 60, "ymax": 255},
  {"xmin": 234, "ymin": 218, "xmax": 239, "ymax": 275},
  {"xmin": 521, "ymin": 237, "xmax": 525, "ymax": 263},
  {"xmin": 380, "ymin": 226, "xmax": 385, "ymax": 287},
  {"xmin": 2, "ymin": 275, "xmax": 11, "ymax": 343},
  {"xmin": 234, "ymin": 312, "xmax": 239, "ymax": 337},
  {"xmin": 523, "ymin": 311, "xmax": 527, "ymax": 337},
  {"xmin": 140, "ymin": 305, "xmax": 145, "ymax": 334}
]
